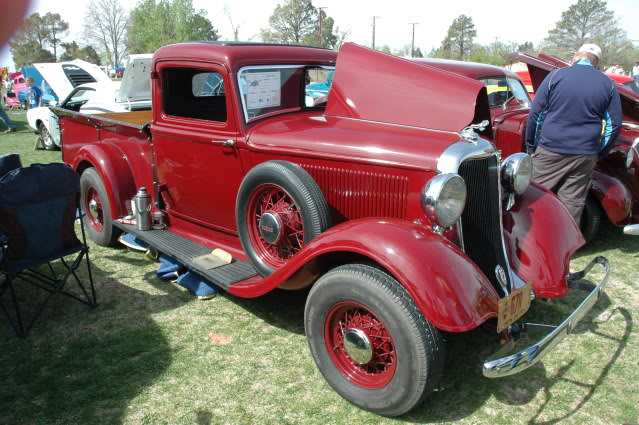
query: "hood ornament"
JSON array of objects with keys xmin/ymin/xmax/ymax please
[{"xmin": 460, "ymin": 120, "xmax": 490, "ymax": 143}]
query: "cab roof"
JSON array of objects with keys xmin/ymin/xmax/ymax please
[
  {"xmin": 412, "ymin": 58, "xmax": 519, "ymax": 80},
  {"xmin": 153, "ymin": 42, "xmax": 338, "ymax": 71}
]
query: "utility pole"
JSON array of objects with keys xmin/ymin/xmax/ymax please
[
  {"xmin": 409, "ymin": 22, "xmax": 419, "ymax": 57},
  {"xmin": 371, "ymin": 16, "xmax": 381, "ymax": 50},
  {"xmin": 317, "ymin": 6, "xmax": 327, "ymax": 47}
]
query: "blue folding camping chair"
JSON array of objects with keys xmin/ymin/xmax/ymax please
[{"xmin": 0, "ymin": 159, "xmax": 97, "ymax": 336}]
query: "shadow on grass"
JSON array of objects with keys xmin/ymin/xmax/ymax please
[
  {"xmin": 218, "ymin": 287, "xmax": 310, "ymax": 335},
  {"xmin": 577, "ymin": 220, "xmax": 639, "ymax": 258},
  {"xmin": 0, "ymin": 260, "xmax": 187, "ymax": 425},
  {"xmin": 402, "ymin": 301, "xmax": 630, "ymax": 423}
]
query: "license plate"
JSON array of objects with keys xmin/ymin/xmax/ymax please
[{"xmin": 497, "ymin": 281, "xmax": 532, "ymax": 332}]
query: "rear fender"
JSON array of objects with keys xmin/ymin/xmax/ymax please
[
  {"xmin": 590, "ymin": 170, "xmax": 632, "ymax": 225},
  {"xmin": 72, "ymin": 144, "xmax": 137, "ymax": 219},
  {"xmin": 229, "ymin": 219, "xmax": 500, "ymax": 332},
  {"xmin": 503, "ymin": 183, "xmax": 584, "ymax": 298}
]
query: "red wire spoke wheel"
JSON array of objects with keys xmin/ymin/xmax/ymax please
[
  {"xmin": 85, "ymin": 187, "xmax": 104, "ymax": 232},
  {"xmin": 305, "ymin": 264, "xmax": 445, "ymax": 417},
  {"xmin": 324, "ymin": 301, "xmax": 397, "ymax": 389},
  {"xmin": 237, "ymin": 161, "xmax": 330, "ymax": 276},
  {"xmin": 80, "ymin": 168, "xmax": 121, "ymax": 246},
  {"xmin": 246, "ymin": 183, "xmax": 305, "ymax": 269}
]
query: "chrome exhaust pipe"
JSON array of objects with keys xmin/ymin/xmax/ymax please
[{"xmin": 623, "ymin": 224, "xmax": 639, "ymax": 235}]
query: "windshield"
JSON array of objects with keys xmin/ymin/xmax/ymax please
[
  {"xmin": 238, "ymin": 65, "xmax": 334, "ymax": 123},
  {"xmin": 623, "ymin": 81, "xmax": 639, "ymax": 94},
  {"xmin": 62, "ymin": 87, "xmax": 96, "ymax": 110},
  {"xmin": 479, "ymin": 76, "xmax": 530, "ymax": 108}
]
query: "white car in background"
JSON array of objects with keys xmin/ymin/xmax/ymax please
[{"xmin": 27, "ymin": 55, "xmax": 152, "ymax": 150}]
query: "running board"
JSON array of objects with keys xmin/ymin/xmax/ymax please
[{"xmin": 113, "ymin": 222, "xmax": 258, "ymax": 290}]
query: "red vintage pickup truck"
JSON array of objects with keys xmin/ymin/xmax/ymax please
[{"xmin": 54, "ymin": 42, "xmax": 609, "ymax": 416}]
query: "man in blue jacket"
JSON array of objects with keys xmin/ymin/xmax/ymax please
[{"xmin": 525, "ymin": 43, "xmax": 622, "ymax": 225}]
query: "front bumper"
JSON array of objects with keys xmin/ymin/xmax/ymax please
[
  {"xmin": 483, "ymin": 256, "xmax": 609, "ymax": 378},
  {"xmin": 623, "ymin": 224, "xmax": 639, "ymax": 235}
]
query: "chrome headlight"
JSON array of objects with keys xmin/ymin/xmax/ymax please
[
  {"xmin": 421, "ymin": 174, "xmax": 467, "ymax": 228},
  {"xmin": 501, "ymin": 153, "xmax": 533, "ymax": 195}
]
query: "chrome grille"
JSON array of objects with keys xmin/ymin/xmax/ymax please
[{"xmin": 457, "ymin": 155, "xmax": 510, "ymax": 296}]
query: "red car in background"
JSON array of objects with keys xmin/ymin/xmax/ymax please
[
  {"xmin": 416, "ymin": 56, "xmax": 639, "ymax": 241},
  {"xmin": 607, "ymin": 72, "xmax": 639, "ymax": 94},
  {"xmin": 512, "ymin": 52, "xmax": 639, "ymax": 240},
  {"xmin": 516, "ymin": 68, "xmax": 639, "ymax": 97}
]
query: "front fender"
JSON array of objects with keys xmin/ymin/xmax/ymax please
[
  {"xmin": 590, "ymin": 170, "xmax": 632, "ymax": 225},
  {"xmin": 72, "ymin": 144, "xmax": 137, "ymax": 219},
  {"xmin": 230, "ymin": 219, "xmax": 500, "ymax": 332},
  {"xmin": 503, "ymin": 183, "xmax": 584, "ymax": 298}
]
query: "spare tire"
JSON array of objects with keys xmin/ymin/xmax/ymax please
[{"xmin": 236, "ymin": 160, "xmax": 331, "ymax": 276}]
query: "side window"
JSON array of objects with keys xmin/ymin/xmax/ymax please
[{"xmin": 163, "ymin": 68, "xmax": 227, "ymax": 122}]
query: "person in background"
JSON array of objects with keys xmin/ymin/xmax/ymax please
[
  {"xmin": 525, "ymin": 43, "xmax": 622, "ymax": 225},
  {"xmin": 25, "ymin": 76, "xmax": 42, "ymax": 109},
  {"xmin": 633, "ymin": 61, "xmax": 639, "ymax": 83},
  {"xmin": 0, "ymin": 104, "xmax": 17, "ymax": 133}
]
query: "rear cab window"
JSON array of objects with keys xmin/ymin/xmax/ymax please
[{"xmin": 162, "ymin": 67, "xmax": 227, "ymax": 122}]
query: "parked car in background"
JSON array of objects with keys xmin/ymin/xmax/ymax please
[
  {"xmin": 515, "ymin": 70, "xmax": 535, "ymax": 98},
  {"xmin": 2, "ymin": 71, "xmax": 26, "ymax": 109},
  {"xmin": 516, "ymin": 69, "xmax": 639, "ymax": 96},
  {"xmin": 53, "ymin": 42, "xmax": 609, "ymax": 416},
  {"xmin": 512, "ymin": 52, "xmax": 639, "ymax": 240},
  {"xmin": 305, "ymin": 69, "xmax": 333, "ymax": 105},
  {"xmin": 27, "ymin": 55, "xmax": 152, "ymax": 150},
  {"xmin": 414, "ymin": 57, "xmax": 639, "ymax": 241}
]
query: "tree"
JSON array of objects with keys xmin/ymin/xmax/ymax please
[
  {"xmin": 59, "ymin": 42, "xmax": 102, "ymax": 65},
  {"xmin": 9, "ymin": 13, "xmax": 55, "ymax": 67},
  {"xmin": 439, "ymin": 15, "xmax": 477, "ymax": 60},
  {"xmin": 544, "ymin": 0, "xmax": 631, "ymax": 66},
  {"xmin": 127, "ymin": 0, "xmax": 219, "ymax": 54},
  {"xmin": 44, "ymin": 13, "xmax": 69, "ymax": 61},
  {"xmin": 413, "ymin": 47, "xmax": 424, "ymax": 58},
  {"xmin": 83, "ymin": 0, "xmax": 129, "ymax": 67},
  {"xmin": 10, "ymin": 42, "xmax": 55, "ymax": 68},
  {"xmin": 518, "ymin": 41, "xmax": 535, "ymax": 54},
  {"xmin": 394, "ymin": 44, "xmax": 412, "ymax": 57},
  {"xmin": 260, "ymin": 0, "xmax": 316, "ymax": 44},
  {"xmin": 303, "ymin": 9, "xmax": 338, "ymax": 48},
  {"xmin": 333, "ymin": 27, "xmax": 351, "ymax": 50}
]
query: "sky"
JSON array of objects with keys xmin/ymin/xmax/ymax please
[{"xmin": 2, "ymin": 0, "xmax": 638, "ymax": 70}]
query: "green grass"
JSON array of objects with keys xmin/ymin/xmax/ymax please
[{"xmin": 1, "ymin": 111, "xmax": 638, "ymax": 424}]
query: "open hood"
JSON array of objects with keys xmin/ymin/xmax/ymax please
[
  {"xmin": 325, "ymin": 43, "xmax": 489, "ymax": 132},
  {"xmin": 511, "ymin": 51, "xmax": 639, "ymax": 123},
  {"xmin": 33, "ymin": 59, "xmax": 112, "ymax": 101},
  {"xmin": 116, "ymin": 54, "xmax": 152, "ymax": 103}
]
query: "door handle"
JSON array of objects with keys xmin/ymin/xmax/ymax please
[{"xmin": 211, "ymin": 139, "xmax": 235, "ymax": 147}]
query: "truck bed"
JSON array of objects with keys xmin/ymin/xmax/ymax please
[
  {"xmin": 97, "ymin": 110, "xmax": 153, "ymax": 127},
  {"xmin": 51, "ymin": 106, "xmax": 152, "ymax": 130}
]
